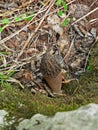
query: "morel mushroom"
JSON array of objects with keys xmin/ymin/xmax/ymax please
[{"xmin": 40, "ymin": 50, "xmax": 63, "ymax": 94}]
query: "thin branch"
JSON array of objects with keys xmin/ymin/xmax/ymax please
[
  {"xmin": 0, "ymin": 5, "xmax": 48, "ymax": 45},
  {"xmin": 60, "ymin": 36, "xmax": 76, "ymax": 63},
  {"xmin": 0, "ymin": 0, "xmax": 76, "ymax": 46},
  {"xmin": 15, "ymin": 0, "xmax": 56, "ymax": 61},
  {"xmin": 72, "ymin": 7, "xmax": 98, "ymax": 25},
  {"xmin": 84, "ymin": 39, "xmax": 98, "ymax": 72}
]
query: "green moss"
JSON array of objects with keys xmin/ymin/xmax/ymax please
[
  {"xmin": 63, "ymin": 42, "xmax": 98, "ymax": 104},
  {"xmin": 0, "ymin": 86, "xmax": 79, "ymax": 129},
  {"xmin": 0, "ymin": 42, "xmax": 98, "ymax": 129}
]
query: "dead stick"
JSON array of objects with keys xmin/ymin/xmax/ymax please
[{"xmin": 72, "ymin": 7, "xmax": 98, "ymax": 25}]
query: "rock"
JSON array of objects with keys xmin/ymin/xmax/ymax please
[
  {"xmin": 17, "ymin": 114, "xmax": 49, "ymax": 130},
  {"xmin": 0, "ymin": 110, "xmax": 8, "ymax": 127},
  {"xmin": 17, "ymin": 103, "xmax": 98, "ymax": 130}
]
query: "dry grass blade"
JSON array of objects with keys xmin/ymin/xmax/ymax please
[
  {"xmin": 90, "ymin": 18, "xmax": 98, "ymax": 24},
  {"xmin": 7, "ymin": 77, "xmax": 24, "ymax": 89}
]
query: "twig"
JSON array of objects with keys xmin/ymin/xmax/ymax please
[
  {"xmin": 84, "ymin": 39, "xmax": 97, "ymax": 72},
  {"xmin": 35, "ymin": 0, "xmax": 56, "ymax": 32},
  {"xmin": 0, "ymin": 0, "xmax": 76, "ymax": 46},
  {"xmin": 72, "ymin": 7, "xmax": 98, "ymax": 25},
  {"xmin": 15, "ymin": 0, "xmax": 56, "ymax": 61},
  {"xmin": 7, "ymin": 77, "xmax": 24, "ymax": 89},
  {"xmin": 60, "ymin": 36, "xmax": 76, "ymax": 63},
  {"xmin": 31, "ymin": 78, "xmax": 43, "ymax": 89},
  {"xmin": 90, "ymin": 18, "xmax": 98, "ymax": 24},
  {"xmin": 90, "ymin": 0, "xmax": 97, "ymax": 7},
  {"xmin": 0, "ymin": 6, "xmax": 48, "ymax": 45},
  {"xmin": 46, "ymin": 0, "xmax": 76, "ymax": 16},
  {"xmin": 2, "ymin": 44, "xmax": 15, "ymax": 52}
]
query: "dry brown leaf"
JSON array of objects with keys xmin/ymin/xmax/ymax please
[
  {"xmin": 26, "ymin": 48, "xmax": 39, "ymax": 55},
  {"xmin": 6, "ymin": 40, "xmax": 17, "ymax": 49},
  {"xmin": 13, "ymin": 69, "xmax": 25, "ymax": 79},
  {"xmin": 28, "ymin": 24, "xmax": 36, "ymax": 30},
  {"xmin": 23, "ymin": 71, "xmax": 32, "ymax": 81},
  {"xmin": 19, "ymin": 31, "xmax": 27, "ymax": 40}
]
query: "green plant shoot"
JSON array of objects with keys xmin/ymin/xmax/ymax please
[{"xmin": 62, "ymin": 18, "xmax": 70, "ymax": 27}]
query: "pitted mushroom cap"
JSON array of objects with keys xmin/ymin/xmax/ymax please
[{"xmin": 40, "ymin": 50, "xmax": 61, "ymax": 78}]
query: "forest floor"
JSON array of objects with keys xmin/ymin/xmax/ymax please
[{"xmin": 0, "ymin": 0, "xmax": 98, "ymax": 129}]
